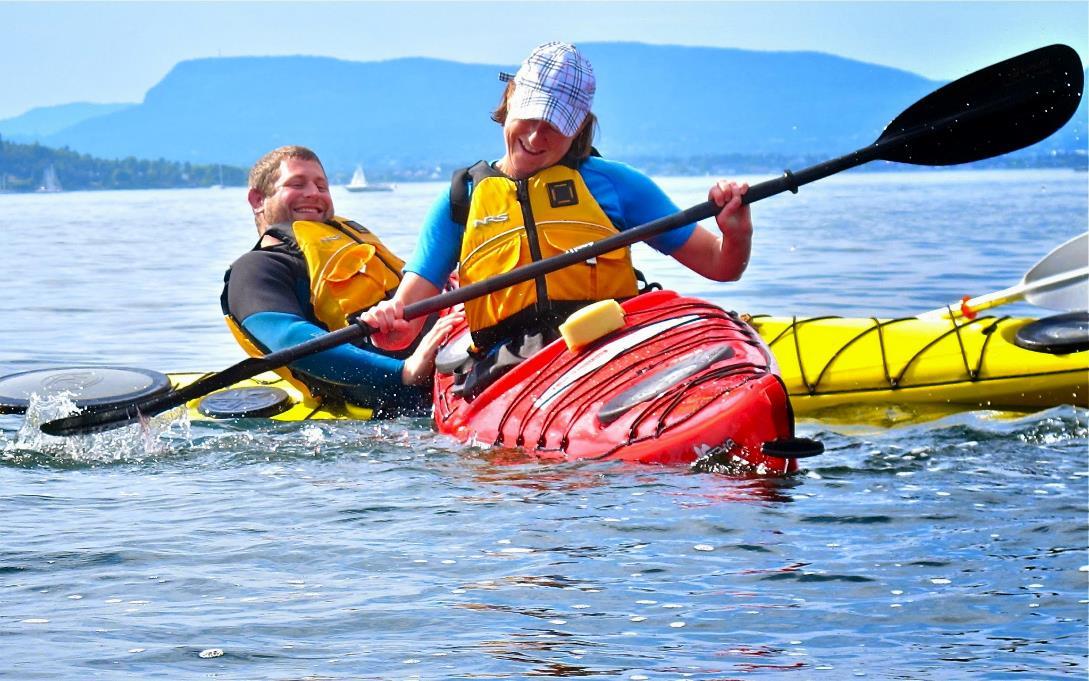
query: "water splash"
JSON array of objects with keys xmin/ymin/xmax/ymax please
[{"xmin": 3, "ymin": 390, "xmax": 190, "ymax": 466}]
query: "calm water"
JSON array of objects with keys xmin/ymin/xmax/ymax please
[{"xmin": 1, "ymin": 169, "xmax": 1087, "ymax": 679}]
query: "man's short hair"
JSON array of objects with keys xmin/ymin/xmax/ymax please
[{"xmin": 249, "ymin": 145, "xmax": 323, "ymax": 196}]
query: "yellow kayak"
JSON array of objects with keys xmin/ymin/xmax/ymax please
[
  {"xmin": 0, "ymin": 367, "xmax": 371, "ymax": 423},
  {"xmin": 171, "ymin": 371, "xmax": 374, "ymax": 422},
  {"xmin": 3, "ymin": 312, "xmax": 1084, "ymax": 426},
  {"xmin": 747, "ymin": 313, "xmax": 1088, "ymax": 419}
]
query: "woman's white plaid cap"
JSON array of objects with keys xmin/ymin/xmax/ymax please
[{"xmin": 500, "ymin": 42, "xmax": 595, "ymax": 137}]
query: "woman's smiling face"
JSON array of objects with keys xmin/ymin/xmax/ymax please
[{"xmin": 499, "ymin": 117, "xmax": 576, "ymax": 180}]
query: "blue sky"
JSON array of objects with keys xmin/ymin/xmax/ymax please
[{"xmin": 1, "ymin": 1, "xmax": 1086, "ymax": 120}]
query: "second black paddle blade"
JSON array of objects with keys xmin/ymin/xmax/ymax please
[
  {"xmin": 878, "ymin": 44, "xmax": 1084, "ymax": 166},
  {"xmin": 39, "ymin": 402, "xmax": 151, "ymax": 436}
]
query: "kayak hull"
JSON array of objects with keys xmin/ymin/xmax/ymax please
[
  {"xmin": 748, "ymin": 314, "xmax": 1088, "ymax": 416},
  {"xmin": 433, "ymin": 291, "xmax": 799, "ymax": 473}
]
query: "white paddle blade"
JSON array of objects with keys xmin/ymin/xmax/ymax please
[
  {"xmin": 920, "ymin": 232, "xmax": 1089, "ymax": 319},
  {"xmin": 1022, "ymin": 232, "xmax": 1088, "ymax": 311}
]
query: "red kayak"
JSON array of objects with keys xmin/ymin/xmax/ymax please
[{"xmin": 433, "ymin": 290, "xmax": 816, "ymax": 474}]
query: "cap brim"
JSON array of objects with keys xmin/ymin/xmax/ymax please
[{"xmin": 507, "ymin": 95, "xmax": 585, "ymax": 137}]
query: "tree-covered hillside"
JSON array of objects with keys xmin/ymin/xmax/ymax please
[{"xmin": 0, "ymin": 136, "xmax": 246, "ymax": 192}]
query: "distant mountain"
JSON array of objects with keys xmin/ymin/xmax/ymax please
[
  {"xmin": 6, "ymin": 43, "xmax": 1086, "ymax": 177},
  {"xmin": 584, "ymin": 43, "xmax": 937, "ymax": 157},
  {"xmin": 29, "ymin": 55, "xmax": 505, "ymax": 176},
  {"xmin": 0, "ymin": 102, "xmax": 134, "ymax": 139}
]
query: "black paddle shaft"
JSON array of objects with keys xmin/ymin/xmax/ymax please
[{"xmin": 40, "ymin": 44, "xmax": 1084, "ymax": 436}]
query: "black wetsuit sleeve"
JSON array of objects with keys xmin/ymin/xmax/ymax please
[{"xmin": 225, "ymin": 249, "xmax": 313, "ymax": 325}]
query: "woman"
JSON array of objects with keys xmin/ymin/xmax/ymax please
[{"xmin": 365, "ymin": 42, "xmax": 752, "ymax": 392}]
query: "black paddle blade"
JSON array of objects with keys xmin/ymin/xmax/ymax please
[
  {"xmin": 877, "ymin": 44, "xmax": 1084, "ymax": 165},
  {"xmin": 39, "ymin": 356, "xmax": 273, "ymax": 436},
  {"xmin": 39, "ymin": 401, "xmax": 155, "ymax": 436}
]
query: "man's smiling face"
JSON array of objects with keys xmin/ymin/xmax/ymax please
[{"xmin": 258, "ymin": 158, "xmax": 334, "ymax": 226}]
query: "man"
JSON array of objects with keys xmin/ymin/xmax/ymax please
[{"xmin": 221, "ymin": 145, "xmax": 456, "ymax": 416}]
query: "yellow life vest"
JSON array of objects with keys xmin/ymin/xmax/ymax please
[
  {"xmin": 457, "ymin": 163, "xmax": 638, "ymax": 348},
  {"xmin": 222, "ymin": 216, "xmax": 404, "ymax": 401},
  {"xmin": 294, "ymin": 217, "xmax": 405, "ymax": 332}
]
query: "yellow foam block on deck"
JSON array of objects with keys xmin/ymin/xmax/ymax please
[{"xmin": 560, "ymin": 300, "xmax": 626, "ymax": 351}]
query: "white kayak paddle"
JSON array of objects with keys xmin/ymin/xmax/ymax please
[{"xmin": 920, "ymin": 232, "xmax": 1088, "ymax": 320}]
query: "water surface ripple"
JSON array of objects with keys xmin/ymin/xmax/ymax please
[{"xmin": 1, "ymin": 170, "xmax": 1087, "ymax": 678}]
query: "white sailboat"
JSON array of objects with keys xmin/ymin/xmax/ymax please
[
  {"xmin": 345, "ymin": 165, "xmax": 393, "ymax": 193},
  {"xmin": 37, "ymin": 165, "xmax": 62, "ymax": 193}
]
